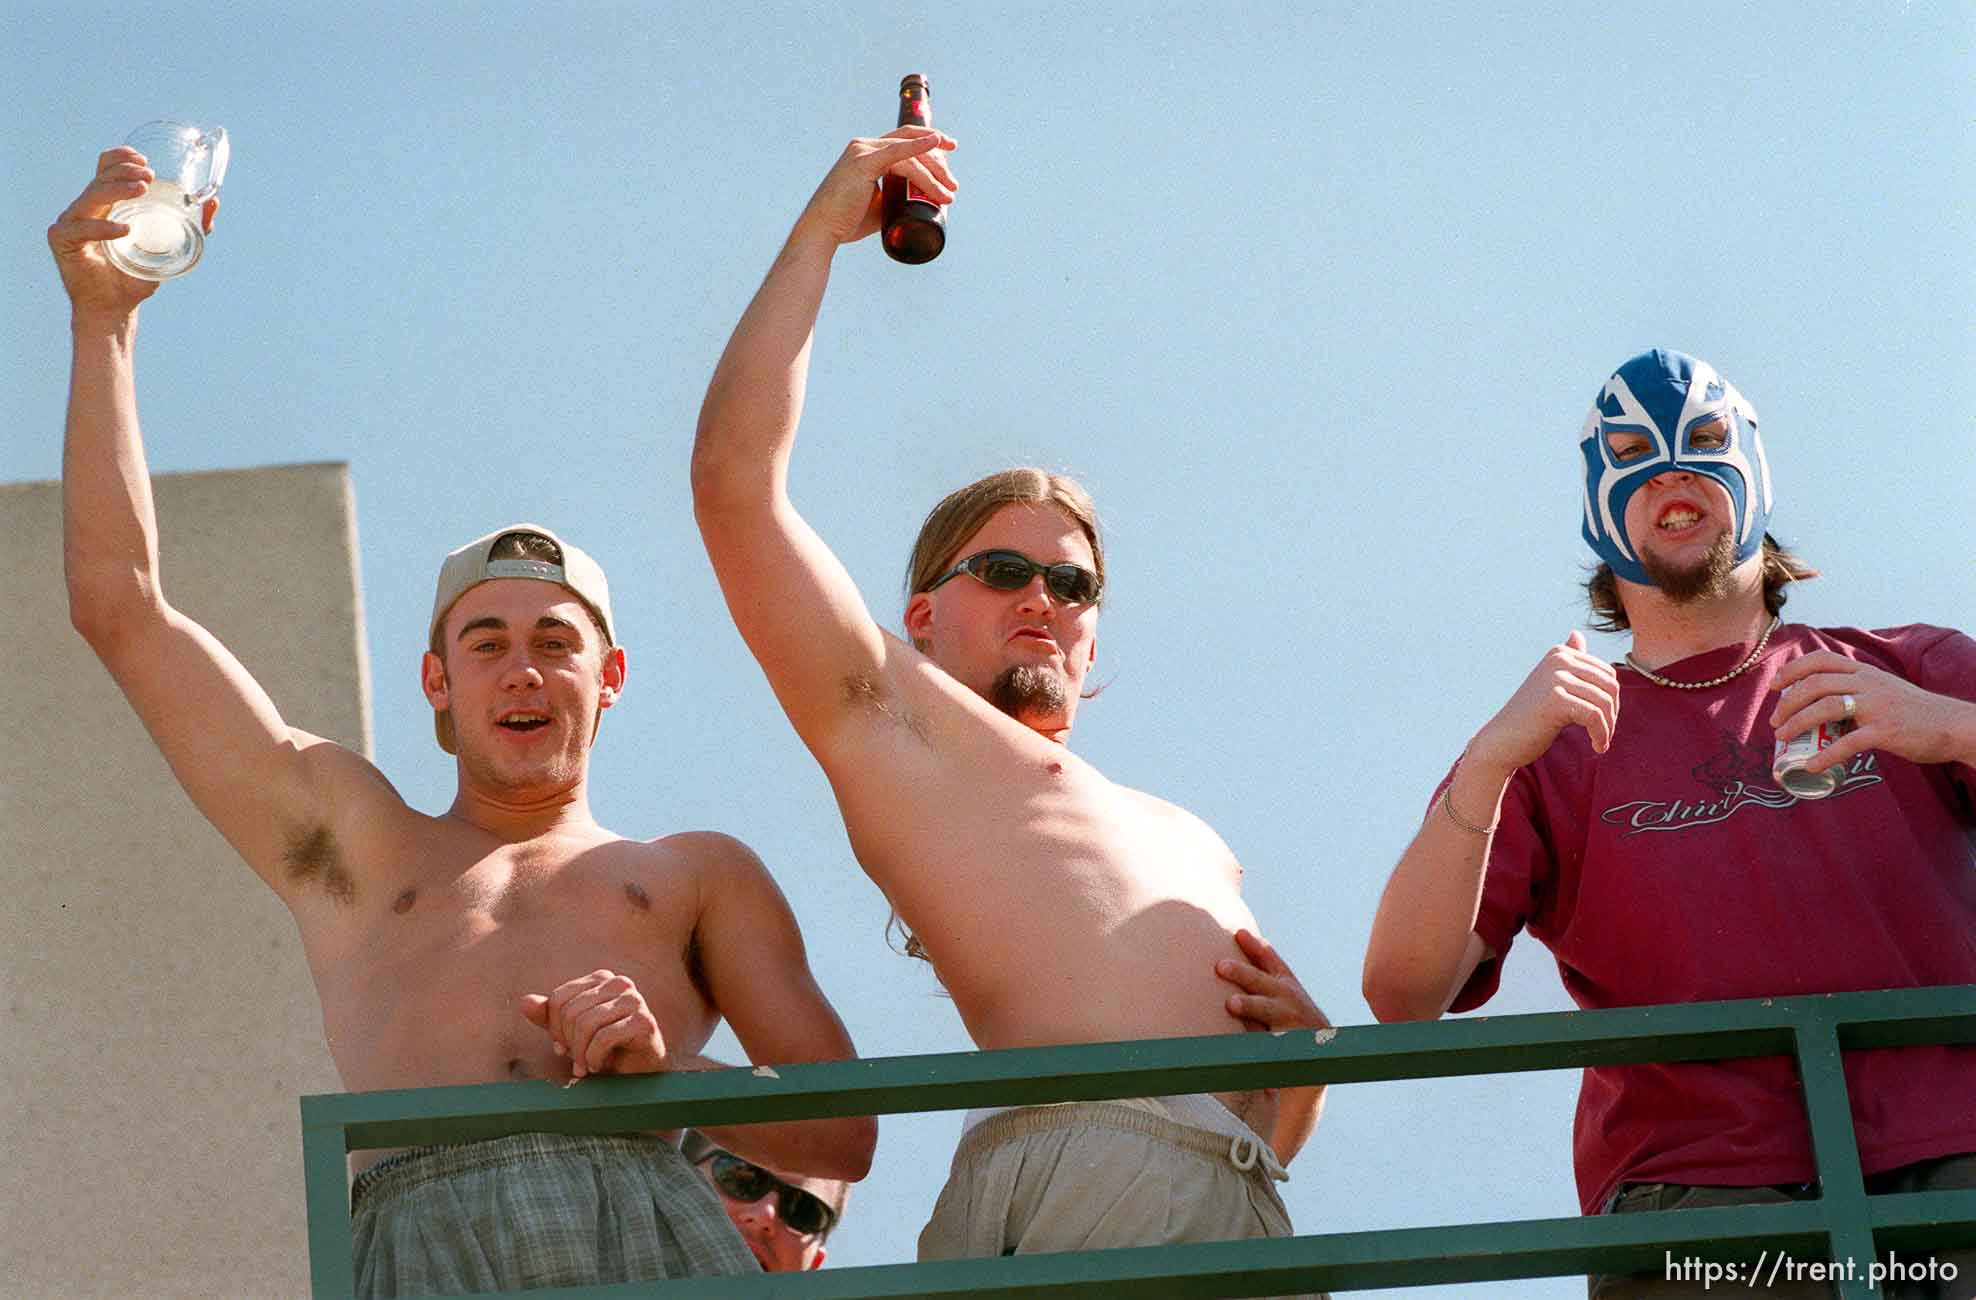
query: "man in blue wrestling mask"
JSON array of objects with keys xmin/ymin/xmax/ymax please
[
  {"xmin": 1365, "ymin": 348, "xmax": 1976, "ymax": 1298},
  {"xmin": 1580, "ymin": 347, "xmax": 1775, "ymax": 594}
]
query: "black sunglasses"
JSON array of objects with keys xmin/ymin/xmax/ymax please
[
  {"xmin": 925, "ymin": 549, "xmax": 1102, "ymax": 605},
  {"xmin": 703, "ymin": 1153, "xmax": 836, "ymax": 1237}
]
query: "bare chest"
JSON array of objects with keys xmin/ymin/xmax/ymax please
[
  {"xmin": 854, "ymin": 754, "xmax": 1236, "ymax": 904},
  {"xmin": 307, "ymin": 840, "xmax": 714, "ymax": 1093},
  {"xmin": 844, "ymin": 759, "xmax": 1257, "ymax": 1045},
  {"xmin": 377, "ymin": 844, "xmax": 683, "ymax": 948}
]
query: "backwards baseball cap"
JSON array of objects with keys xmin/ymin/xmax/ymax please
[
  {"xmin": 428, "ymin": 523, "xmax": 616, "ymax": 754},
  {"xmin": 1579, "ymin": 348, "xmax": 1773, "ymax": 586}
]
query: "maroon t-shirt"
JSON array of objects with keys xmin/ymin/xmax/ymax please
[{"xmin": 1448, "ymin": 623, "xmax": 1976, "ymax": 1214}]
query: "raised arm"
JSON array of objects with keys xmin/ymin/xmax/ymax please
[
  {"xmin": 51, "ymin": 148, "xmax": 385, "ymax": 895},
  {"xmin": 1362, "ymin": 631, "xmax": 1618, "ymax": 1021},
  {"xmin": 690, "ymin": 128, "xmax": 956, "ymax": 756}
]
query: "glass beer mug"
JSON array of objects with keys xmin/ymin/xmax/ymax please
[{"xmin": 105, "ymin": 120, "xmax": 230, "ymax": 281}]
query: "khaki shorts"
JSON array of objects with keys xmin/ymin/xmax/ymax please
[
  {"xmin": 918, "ymin": 1099, "xmax": 1324, "ymax": 1299},
  {"xmin": 1589, "ymin": 1152, "xmax": 1976, "ymax": 1300},
  {"xmin": 351, "ymin": 1132, "xmax": 758, "ymax": 1298}
]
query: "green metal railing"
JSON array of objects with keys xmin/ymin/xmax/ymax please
[{"xmin": 301, "ymin": 985, "xmax": 1976, "ymax": 1298}]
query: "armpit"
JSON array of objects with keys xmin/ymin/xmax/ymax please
[
  {"xmin": 282, "ymin": 823, "xmax": 357, "ymax": 904},
  {"xmin": 841, "ymin": 672, "xmax": 932, "ymax": 744}
]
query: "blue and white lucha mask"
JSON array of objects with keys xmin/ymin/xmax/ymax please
[{"xmin": 1579, "ymin": 349, "xmax": 1773, "ymax": 586}]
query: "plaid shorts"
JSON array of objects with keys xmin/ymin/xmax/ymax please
[{"xmin": 351, "ymin": 1132, "xmax": 758, "ymax": 1297}]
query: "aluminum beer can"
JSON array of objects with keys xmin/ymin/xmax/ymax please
[{"xmin": 1772, "ymin": 720, "xmax": 1854, "ymax": 799}]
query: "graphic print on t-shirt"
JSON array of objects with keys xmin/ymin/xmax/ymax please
[{"xmin": 1598, "ymin": 731, "xmax": 1881, "ymax": 836}]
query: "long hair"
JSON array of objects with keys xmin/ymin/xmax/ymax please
[
  {"xmin": 904, "ymin": 468, "xmax": 1105, "ymax": 643},
  {"xmin": 1583, "ymin": 533, "xmax": 1820, "ymax": 632}
]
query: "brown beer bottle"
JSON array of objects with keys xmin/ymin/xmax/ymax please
[{"xmin": 881, "ymin": 73, "xmax": 946, "ymax": 265}]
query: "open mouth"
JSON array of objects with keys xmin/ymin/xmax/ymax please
[
  {"xmin": 497, "ymin": 712, "xmax": 551, "ymax": 733},
  {"xmin": 1657, "ymin": 504, "xmax": 1702, "ymax": 532}
]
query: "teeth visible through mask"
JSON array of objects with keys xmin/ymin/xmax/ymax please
[{"xmin": 1659, "ymin": 508, "xmax": 1699, "ymax": 529}]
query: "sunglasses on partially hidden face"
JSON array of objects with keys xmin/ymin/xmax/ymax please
[
  {"xmin": 703, "ymin": 1153, "xmax": 836, "ymax": 1237},
  {"xmin": 925, "ymin": 549, "xmax": 1103, "ymax": 605}
]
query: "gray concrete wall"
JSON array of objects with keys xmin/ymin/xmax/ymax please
[{"xmin": 1, "ymin": 464, "xmax": 370, "ymax": 1299}]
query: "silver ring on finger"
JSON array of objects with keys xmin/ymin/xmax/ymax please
[{"xmin": 1841, "ymin": 693, "xmax": 1857, "ymax": 722}]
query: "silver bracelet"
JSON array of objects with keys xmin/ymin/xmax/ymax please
[{"xmin": 1439, "ymin": 786, "xmax": 1497, "ymax": 836}]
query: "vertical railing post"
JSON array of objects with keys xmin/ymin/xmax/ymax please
[
  {"xmin": 1795, "ymin": 1010, "xmax": 1878, "ymax": 1299},
  {"xmin": 299, "ymin": 1100, "xmax": 356, "ymax": 1299}
]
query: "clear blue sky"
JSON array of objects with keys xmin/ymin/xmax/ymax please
[{"xmin": 5, "ymin": 4, "xmax": 1971, "ymax": 1293}]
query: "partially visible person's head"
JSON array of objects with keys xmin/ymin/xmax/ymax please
[
  {"xmin": 422, "ymin": 524, "xmax": 622, "ymax": 781},
  {"xmin": 901, "ymin": 469, "xmax": 1104, "ymax": 731},
  {"xmin": 680, "ymin": 1130, "xmax": 848, "ymax": 1272}
]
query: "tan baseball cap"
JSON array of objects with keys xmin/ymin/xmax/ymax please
[{"xmin": 428, "ymin": 523, "xmax": 615, "ymax": 754}]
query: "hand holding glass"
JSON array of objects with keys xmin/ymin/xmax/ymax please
[{"xmin": 106, "ymin": 121, "xmax": 230, "ymax": 281}]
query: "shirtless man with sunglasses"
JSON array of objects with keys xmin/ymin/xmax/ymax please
[{"xmin": 691, "ymin": 123, "xmax": 1331, "ymax": 1274}]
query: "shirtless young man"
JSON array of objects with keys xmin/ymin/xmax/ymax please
[
  {"xmin": 691, "ymin": 124, "xmax": 1330, "ymax": 1269},
  {"xmin": 51, "ymin": 145, "xmax": 873, "ymax": 1297}
]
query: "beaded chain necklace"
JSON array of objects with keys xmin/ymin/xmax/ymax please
[{"xmin": 1622, "ymin": 615, "xmax": 1781, "ymax": 690}]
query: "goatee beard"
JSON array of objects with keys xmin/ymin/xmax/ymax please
[
  {"xmin": 991, "ymin": 664, "xmax": 1068, "ymax": 722},
  {"xmin": 1641, "ymin": 528, "xmax": 1738, "ymax": 603}
]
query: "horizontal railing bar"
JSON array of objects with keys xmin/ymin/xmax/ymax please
[
  {"xmin": 301, "ymin": 987, "xmax": 1976, "ymax": 1153},
  {"xmin": 403, "ymin": 1198, "xmax": 1972, "ymax": 1298},
  {"xmin": 1840, "ymin": 1011, "xmax": 1976, "ymax": 1051},
  {"xmin": 1867, "ymin": 1188, "xmax": 1976, "ymax": 1252}
]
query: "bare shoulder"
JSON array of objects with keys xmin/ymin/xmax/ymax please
[
  {"xmin": 649, "ymin": 829, "xmax": 769, "ymax": 873},
  {"xmin": 258, "ymin": 730, "xmax": 425, "ymax": 911},
  {"xmin": 296, "ymin": 729, "xmax": 422, "ymax": 853},
  {"xmin": 295, "ymin": 728, "xmax": 411, "ymax": 806},
  {"xmin": 649, "ymin": 831, "xmax": 808, "ymax": 955},
  {"xmin": 646, "ymin": 830, "xmax": 786, "ymax": 902}
]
